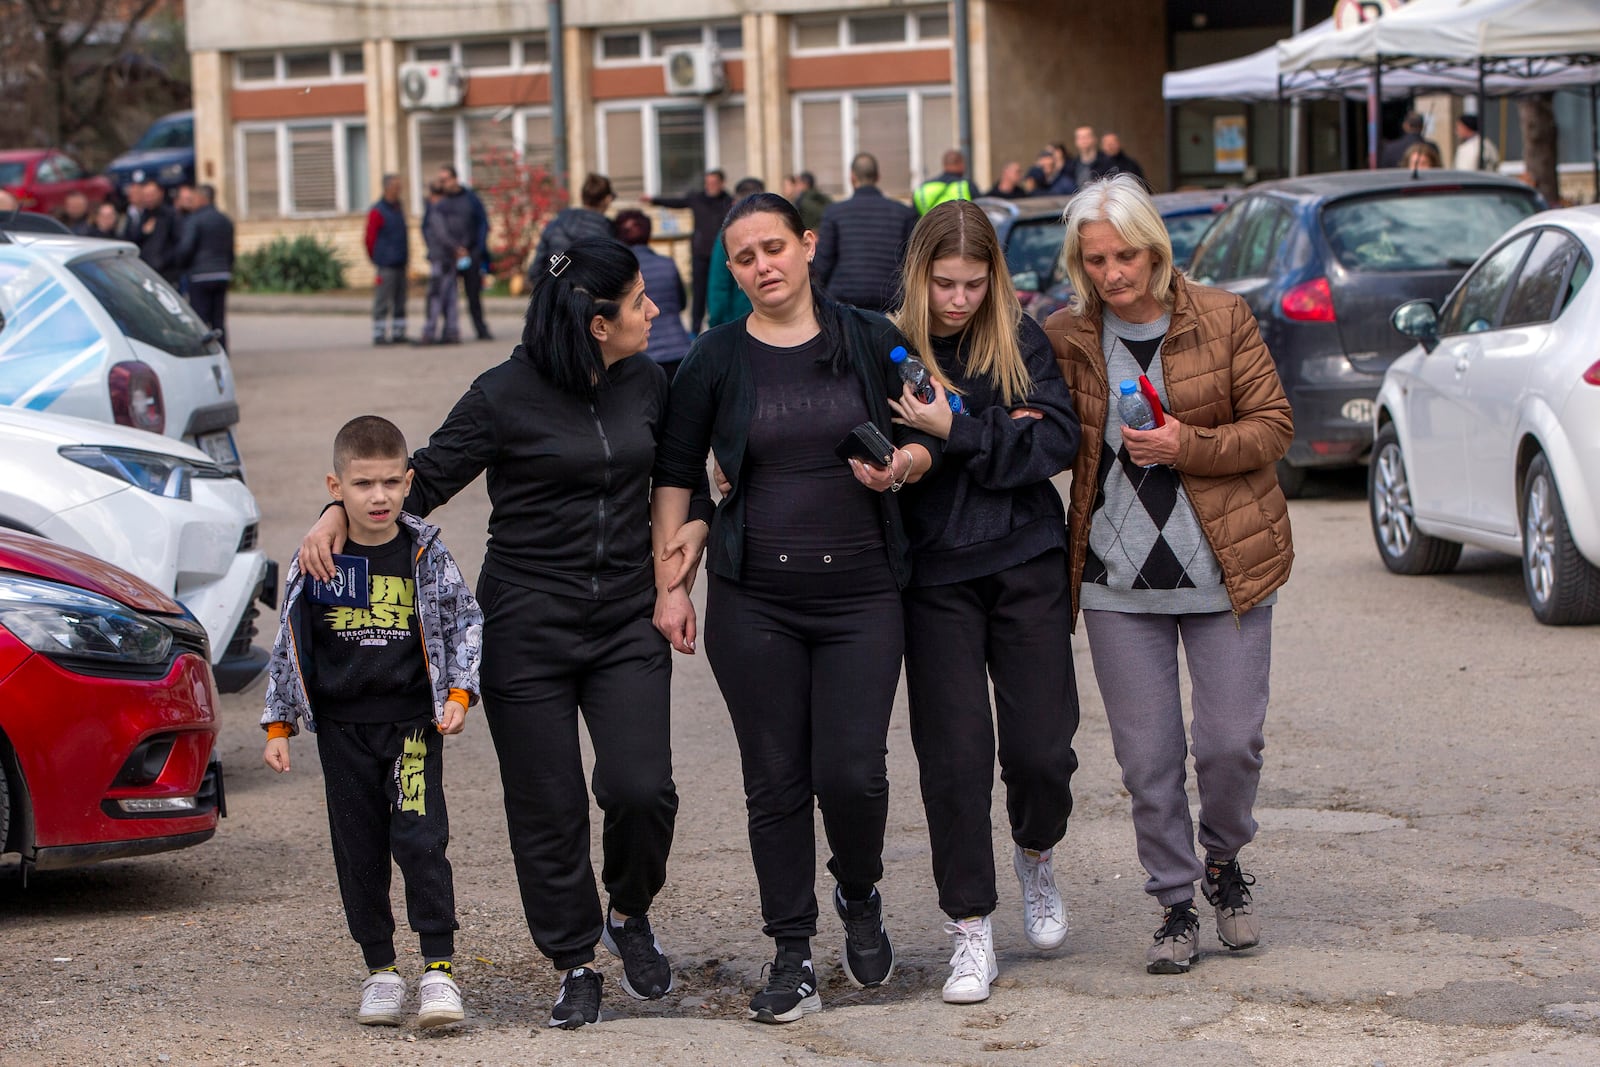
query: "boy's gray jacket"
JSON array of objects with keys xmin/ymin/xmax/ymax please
[{"xmin": 261, "ymin": 513, "xmax": 483, "ymax": 735}]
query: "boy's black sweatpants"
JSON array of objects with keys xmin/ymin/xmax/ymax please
[
  {"xmin": 704, "ymin": 563, "xmax": 904, "ymax": 946},
  {"xmin": 314, "ymin": 716, "xmax": 457, "ymax": 970},
  {"xmin": 903, "ymin": 549, "xmax": 1080, "ymax": 921},
  {"xmin": 477, "ymin": 576, "xmax": 679, "ymax": 972}
]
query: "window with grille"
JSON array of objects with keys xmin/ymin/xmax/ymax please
[
  {"xmin": 289, "ymin": 127, "xmax": 336, "ymax": 214},
  {"xmin": 242, "ymin": 130, "xmax": 280, "ymax": 218}
]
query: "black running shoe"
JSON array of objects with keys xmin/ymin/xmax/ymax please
[
  {"xmin": 834, "ymin": 886, "xmax": 895, "ymax": 988},
  {"xmin": 601, "ymin": 912, "xmax": 674, "ymax": 1000},
  {"xmin": 1146, "ymin": 900, "xmax": 1200, "ymax": 974},
  {"xmin": 548, "ymin": 966, "xmax": 603, "ymax": 1029},
  {"xmin": 748, "ymin": 950, "xmax": 821, "ymax": 1024}
]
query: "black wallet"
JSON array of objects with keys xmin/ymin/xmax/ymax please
[{"xmin": 834, "ymin": 421, "xmax": 896, "ymax": 468}]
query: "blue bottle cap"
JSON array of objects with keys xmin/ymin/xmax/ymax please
[
  {"xmin": 890, "ymin": 345, "xmax": 909, "ymax": 363},
  {"xmin": 1120, "ymin": 379, "xmax": 1139, "ymax": 394}
]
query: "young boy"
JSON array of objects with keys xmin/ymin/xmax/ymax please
[{"xmin": 262, "ymin": 415, "xmax": 483, "ymax": 1028}]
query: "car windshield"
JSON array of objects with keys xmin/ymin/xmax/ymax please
[
  {"xmin": 0, "ymin": 162, "xmax": 26, "ymax": 185},
  {"xmin": 68, "ymin": 252, "xmax": 218, "ymax": 358},
  {"xmin": 1005, "ymin": 220, "xmax": 1067, "ymax": 287},
  {"xmin": 133, "ymin": 118, "xmax": 193, "ymax": 152},
  {"xmin": 1165, "ymin": 212, "xmax": 1219, "ymax": 270},
  {"xmin": 1321, "ymin": 189, "xmax": 1539, "ymax": 273}
]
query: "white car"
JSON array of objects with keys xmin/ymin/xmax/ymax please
[
  {"xmin": 0, "ymin": 228, "xmax": 242, "ymax": 471},
  {"xmin": 0, "ymin": 407, "xmax": 275, "ymax": 689},
  {"xmin": 1371, "ymin": 205, "xmax": 1600, "ymax": 624}
]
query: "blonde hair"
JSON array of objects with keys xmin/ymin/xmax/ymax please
[
  {"xmin": 1059, "ymin": 173, "xmax": 1176, "ymax": 319},
  {"xmin": 894, "ymin": 200, "xmax": 1031, "ymax": 406}
]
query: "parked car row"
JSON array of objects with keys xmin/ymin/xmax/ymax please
[{"xmin": 1, "ymin": 111, "xmax": 196, "ymax": 214}]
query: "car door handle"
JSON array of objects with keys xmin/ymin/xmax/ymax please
[{"xmin": 1454, "ymin": 357, "xmax": 1470, "ymax": 375}]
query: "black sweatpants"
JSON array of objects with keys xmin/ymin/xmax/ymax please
[
  {"xmin": 314, "ymin": 716, "xmax": 457, "ymax": 970},
  {"xmin": 477, "ymin": 576, "xmax": 678, "ymax": 971},
  {"xmin": 460, "ymin": 266, "xmax": 489, "ymax": 338},
  {"xmin": 705, "ymin": 564, "xmax": 904, "ymax": 944},
  {"xmin": 903, "ymin": 549, "xmax": 1080, "ymax": 920},
  {"xmin": 188, "ymin": 280, "xmax": 228, "ymax": 353},
  {"xmin": 688, "ymin": 252, "xmax": 710, "ymax": 334}
]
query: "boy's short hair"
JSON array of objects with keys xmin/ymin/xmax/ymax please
[{"xmin": 333, "ymin": 416, "xmax": 408, "ymax": 475}]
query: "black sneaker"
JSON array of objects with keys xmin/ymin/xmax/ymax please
[
  {"xmin": 548, "ymin": 966, "xmax": 602, "ymax": 1029},
  {"xmin": 747, "ymin": 950, "xmax": 821, "ymax": 1024},
  {"xmin": 834, "ymin": 886, "xmax": 895, "ymax": 988},
  {"xmin": 1146, "ymin": 900, "xmax": 1200, "ymax": 974},
  {"xmin": 600, "ymin": 912, "xmax": 673, "ymax": 1000},
  {"xmin": 1202, "ymin": 857, "xmax": 1261, "ymax": 950}
]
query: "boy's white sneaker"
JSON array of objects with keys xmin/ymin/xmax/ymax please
[
  {"xmin": 417, "ymin": 970, "xmax": 465, "ymax": 1028},
  {"xmin": 358, "ymin": 971, "xmax": 407, "ymax": 1026},
  {"xmin": 942, "ymin": 916, "xmax": 999, "ymax": 1004},
  {"xmin": 1013, "ymin": 845, "xmax": 1069, "ymax": 950}
]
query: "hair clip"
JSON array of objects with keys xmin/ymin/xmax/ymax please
[{"xmin": 549, "ymin": 253, "xmax": 571, "ymax": 277}]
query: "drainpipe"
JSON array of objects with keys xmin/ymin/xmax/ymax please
[
  {"xmin": 954, "ymin": 0, "xmax": 972, "ymax": 178},
  {"xmin": 549, "ymin": 0, "xmax": 568, "ymax": 192}
]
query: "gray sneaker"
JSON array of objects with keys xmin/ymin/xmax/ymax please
[
  {"xmin": 357, "ymin": 970, "xmax": 407, "ymax": 1025},
  {"xmin": 1202, "ymin": 858, "xmax": 1260, "ymax": 950},
  {"xmin": 1145, "ymin": 901, "xmax": 1199, "ymax": 974}
]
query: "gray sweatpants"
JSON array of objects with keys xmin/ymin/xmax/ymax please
[
  {"xmin": 1083, "ymin": 607, "xmax": 1271, "ymax": 906},
  {"xmin": 372, "ymin": 265, "xmax": 408, "ymax": 340}
]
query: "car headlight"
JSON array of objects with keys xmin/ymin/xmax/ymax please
[
  {"xmin": 0, "ymin": 574, "xmax": 172, "ymax": 665},
  {"xmin": 159, "ymin": 162, "xmax": 186, "ymax": 181},
  {"xmin": 58, "ymin": 445, "xmax": 227, "ymax": 501}
]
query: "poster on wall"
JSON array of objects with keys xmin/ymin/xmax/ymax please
[{"xmin": 1214, "ymin": 115, "xmax": 1247, "ymax": 173}]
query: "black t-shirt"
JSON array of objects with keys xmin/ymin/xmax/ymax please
[
  {"xmin": 309, "ymin": 534, "xmax": 432, "ymax": 723},
  {"xmin": 742, "ymin": 333, "xmax": 885, "ymax": 571}
]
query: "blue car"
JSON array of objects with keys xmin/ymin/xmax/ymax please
[{"xmin": 105, "ymin": 111, "xmax": 195, "ymax": 201}]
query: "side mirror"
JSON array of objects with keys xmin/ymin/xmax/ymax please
[
  {"xmin": 1011, "ymin": 270, "xmax": 1040, "ymax": 293},
  {"xmin": 1391, "ymin": 299, "xmax": 1440, "ymax": 353}
]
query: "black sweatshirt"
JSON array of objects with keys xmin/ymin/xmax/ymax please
[
  {"xmin": 902, "ymin": 315, "xmax": 1081, "ymax": 587},
  {"xmin": 405, "ymin": 345, "xmax": 712, "ymax": 600}
]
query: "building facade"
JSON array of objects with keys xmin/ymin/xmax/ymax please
[{"xmin": 185, "ymin": 0, "xmax": 1171, "ymax": 268}]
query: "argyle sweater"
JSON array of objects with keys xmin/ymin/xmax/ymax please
[{"xmin": 1081, "ymin": 309, "xmax": 1246, "ymax": 615}]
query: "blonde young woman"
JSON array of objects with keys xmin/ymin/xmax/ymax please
[
  {"xmin": 888, "ymin": 200, "xmax": 1082, "ymax": 1004},
  {"xmin": 1044, "ymin": 174, "xmax": 1293, "ymax": 975}
]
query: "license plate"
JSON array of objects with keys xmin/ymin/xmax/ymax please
[
  {"xmin": 196, "ymin": 429, "xmax": 240, "ymax": 467},
  {"xmin": 1341, "ymin": 399, "xmax": 1375, "ymax": 424}
]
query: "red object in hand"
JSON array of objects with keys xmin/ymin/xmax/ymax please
[{"xmin": 1137, "ymin": 375, "xmax": 1165, "ymax": 427}]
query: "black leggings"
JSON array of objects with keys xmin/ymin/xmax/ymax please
[
  {"xmin": 478, "ymin": 576, "xmax": 678, "ymax": 971},
  {"xmin": 705, "ymin": 564, "xmax": 904, "ymax": 944},
  {"xmin": 903, "ymin": 549, "xmax": 1080, "ymax": 920}
]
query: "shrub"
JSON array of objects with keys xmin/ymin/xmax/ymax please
[
  {"xmin": 473, "ymin": 145, "xmax": 566, "ymax": 279},
  {"xmin": 234, "ymin": 235, "xmax": 346, "ymax": 292}
]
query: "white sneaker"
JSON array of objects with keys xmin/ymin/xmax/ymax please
[
  {"xmin": 417, "ymin": 969, "xmax": 465, "ymax": 1028},
  {"xmin": 942, "ymin": 916, "xmax": 998, "ymax": 1004},
  {"xmin": 357, "ymin": 971, "xmax": 407, "ymax": 1026},
  {"xmin": 1014, "ymin": 845, "xmax": 1069, "ymax": 950}
]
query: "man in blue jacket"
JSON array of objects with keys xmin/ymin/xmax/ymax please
[
  {"xmin": 365, "ymin": 174, "xmax": 409, "ymax": 346},
  {"xmin": 812, "ymin": 153, "xmax": 917, "ymax": 313},
  {"xmin": 438, "ymin": 165, "xmax": 493, "ymax": 342}
]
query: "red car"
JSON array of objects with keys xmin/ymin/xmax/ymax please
[
  {"xmin": 0, "ymin": 530, "xmax": 223, "ymax": 872},
  {"xmin": 0, "ymin": 149, "xmax": 116, "ymax": 217}
]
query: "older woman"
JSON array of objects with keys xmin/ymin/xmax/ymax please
[{"xmin": 1043, "ymin": 175, "xmax": 1293, "ymax": 975}]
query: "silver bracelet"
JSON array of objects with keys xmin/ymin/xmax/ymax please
[{"xmin": 889, "ymin": 449, "xmax": 911, "ymax": 492}]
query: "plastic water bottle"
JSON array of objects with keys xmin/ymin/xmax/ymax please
[
  {"xmin": 1118, "ymin": 379, "xmax": 1157, "ymax": 468},
  {"xmin": 890, "ymin": 345, "xmax": 936, "ymax": 404}
]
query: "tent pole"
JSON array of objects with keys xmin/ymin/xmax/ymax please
[
  {"xmin": 1277, "ymin": 81, "xmax": 1286, "ymax": 178},
  {"xmin": 1289, "ymin": 0, "xmax": 1305, "ymax": 177},
  {"xmin": 1370, "ymin": 61, "xmax": 1383, "ymax": 169},
  {"xmin": 1478, "ymin": 58, "xmax": 1488, "ymax": 170}
]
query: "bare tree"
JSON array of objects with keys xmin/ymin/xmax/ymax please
[{"xmin": 1518, "ymin": 93, "xmax": 1561, "ymax": 206}]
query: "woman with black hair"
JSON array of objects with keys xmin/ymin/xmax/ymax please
[
  {"xmin": 651, "ymin": 192, "xmax": 942, "ymax": 1024},
  {"xmin": 299, "ymin": 238, "xmax": 711, "ymax": 1030}
]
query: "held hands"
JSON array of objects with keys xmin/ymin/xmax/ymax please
[
  {"xmin": 300, "ymin": 505, "xmax": 349, "ymax": 582},
  {"xmin": 659, "ymin": 518, "xmax": 709, "ymax": 592},
  {"xmin": 1121, "ymin": 415, "xmax": 1183, "ymax": 467},
  {"xmin": 849, "ymin": 448, "xmax": 911, "ymax": 493},
  {"xmin": 263, "ymin": 737, "xmax": 291, "ymax": 773},
  {"xmin": 439, "ymin": 697, "xmax": 468, "ymax": 735},
  {"xmin": 888, "ymin": 381, "xmax": 954, "ymax": 440},
  {"xmin": 653, "ymin": 584, "xmax": 698, "ymax": 654}
]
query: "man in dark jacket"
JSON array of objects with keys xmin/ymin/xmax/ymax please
[
  {"xmin": 812, "ymin": 153, "xmax": 917, "ymax": 313},
  {"xmin": 1071, "ymin": 126, "xmax": 1115, "ymax": 190},
  {"xmin": 1100, "ymin": 132, "xmax": 1146, "ymax": 183},
  {"xmin": 438, "ymin": 165, "xmax": 493, "ymax": 341},
  {"xmin": 420, "ymin": 179, "xmax": 475, "ymax": 345},
  {"xmin": 644, "ymin": 169, "xmax": 732, "ymax": 333},
  {"xmin": 173, "ymin": 185, "xmax": 235, "ymax": 351},
  {"xmin": 788, "ymin": 171, "xmax": 832, "ymax": 232},
  {"xmin": 131, "ymin": 178, "xmax": 181, "ymax": 286},
  {"xmin": 1379, "ymin": 112, "xmax": 1440, "ymax": 169},
  {"xmin": 365, "ymin": 173, "xmax": 409, "ymax": 345}
]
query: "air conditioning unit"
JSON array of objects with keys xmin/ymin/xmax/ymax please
[
  {"xmin": 662, "ymin": 45, "xmax": 724, "ymax": 96},
  {"xmin": 398, "ymin": 62, "xmax": 467, "ymax": 110}
]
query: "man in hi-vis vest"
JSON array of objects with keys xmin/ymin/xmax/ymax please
[{"xmin": 914, "ymin": 149, "xmax": 974, "ymax": 216}]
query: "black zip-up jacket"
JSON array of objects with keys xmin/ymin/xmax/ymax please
[
  {"xmin": 174, "ymin": 204, "xmax": 235, "ymax": 281},
  {"xmin": 903, "ymin": 315, "xmax": 1080, "ymax": 587},
  {"xmin": 652, "ymin": 298, "xmax": 943, "ymax": 589},
  {"xmin": 404, "ymin": 345, "xmax": 712, "ymax": 600},
  {"xmin": 650, "ymin": 189, "xmax": 733, "ymax": 257},
  {"xmin": 812, "ymin": 186, "xmax": 918, "ymax": 312}
]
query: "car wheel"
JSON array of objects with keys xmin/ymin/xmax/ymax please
[
  {"xmin": 1521, "ymin": 454, "xmax": 1600, "ymax": 625},
  {"xmin": 1276, "ymin": 459, "xmax": 1308, "ymax": 499},
  {"xmin": 1369, "ymin": 425, "xmax": 1461, "ymax": 575}
]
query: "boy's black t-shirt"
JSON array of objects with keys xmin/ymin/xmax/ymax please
[{"xmin": 309, "ymin": 534, "xmax": 432, "ymax": 723}]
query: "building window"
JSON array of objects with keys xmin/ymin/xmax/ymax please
[
  {"xmin": 236, "ymin": 119, "xmax": 366, "ymax": 218},
  {"xmin": 412, "ymin": 43, "xmax": 452, "ymax": 62},
  {"xmin": 233, "ymin": 47, "xmax": 363, "ymax": 86},
  {"xmin": 714, "ymin": 24, "xmax": 743, "ymax": 52},
  {"xmin": 410, "ymin": 108, "xmax": 556, "ymax": 203},
  {"xmin": 792, "ymin": 89, "xmax": 953, "ymax": 200},
  {"xmin": 236, "ymin": 55, "xmax": 276, "ymax": 82},
  {"xmin": 651, "ymin": 27, "xmax": 703, "ymax": 57},
  {"xmin": 596, "ymin": 23, "xmax": 743, "ymax": 66},
  {"xmin": 521, "ymin": 37, "xmax": 549, "ymax": 66},
  {"xmin": 339, "ymin": 49, "xmax": 365, "ymax": 76},
  {"xmin": 792, "ymin": 7, "xmax": 951, "ymax": 53},
  {"xmin": 461, "ymin": 39, "xmax": 512, "ymax": 70},
  {"xmin": 601, "ymin": 32, "xmax": 643, "ymax": 61},
  {"xmin": 598, "ymin": 99, "xmax": 745, "ymax": 198},
  {"xmin": 284, "ymin": 51, "xmax": 332, "ymax": 80}
]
